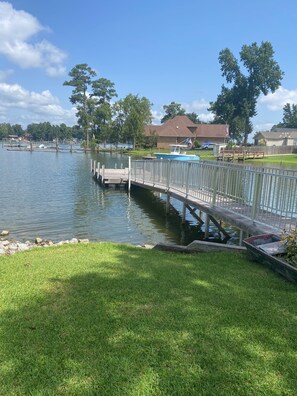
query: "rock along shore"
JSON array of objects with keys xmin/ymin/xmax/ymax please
[{"xmin": 0, "ymin": 237, "xmax": 90, "ymax": 256}]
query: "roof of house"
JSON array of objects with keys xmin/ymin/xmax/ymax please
[
  {"xmin": 195, "ymin": 124, "xmax": 229, "ymax": 138},
  {"xmin": 273, "ymin": 128, "xmax": 297, "ymax": 133},
  {"xmin": 144, "ymin": 116, "xmax": 228, "ymax": 139},
  {"xmin": 144, "ymin": 115, "xmax": 195, "ymax": 138},
  {"xmin": 258, "ymin": 131, "xmax": 297, "ymax": 140}
]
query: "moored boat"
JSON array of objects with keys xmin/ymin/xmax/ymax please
[
  {"xmin": 154, "ymin": 144, "xmax": 200, "ymax": 161},
  {"xmin": 243, "ymin": 234, "xmax": 297, "ymax": 284}
]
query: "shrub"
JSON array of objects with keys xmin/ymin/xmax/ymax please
[
  {"xmin": 193, "ymin": 140, "xmax": 201, "ymax": 148},
  {"xmin": 281, "ymin": 228, "xmax": 297, "ymax": 265}
]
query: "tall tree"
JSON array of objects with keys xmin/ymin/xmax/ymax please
[
  {"xmin": 161, "ymin": 102, "xmax": 185, "ymax": 123},
  {"xmin": 114, "ymin": 94, "xmax": 152, "ymax": 149},
  {"xmin": 209, "ymin": 42, "xmax": 283, "ymax": 143},
  {"xmin": 91, "ymin": 78, "xmax": 117, "ymax": 143},
  {"xmin": 282, "ymin": 103, "xmax": 297, "ymax": 128},
  {"xmin": 63, "ymin": 64, "xmax": 96, "ymax": 147}
]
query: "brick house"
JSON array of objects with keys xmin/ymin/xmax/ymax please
[{"xmin": 144, "ymin": 115, "xmax": 229, "ymax": 149}]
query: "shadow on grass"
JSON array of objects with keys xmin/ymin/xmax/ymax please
[{"xmin": 1, "ymin": 244, "xmax": 297, "ymax": 395}]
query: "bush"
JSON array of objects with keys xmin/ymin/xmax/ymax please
[
  {"xmin": 281, "ymin": 229, "xmax": 297, "ymax": 265},
  {"xmin": 193, "ymin": 140, "xmax": 201, "ymax": 149}
]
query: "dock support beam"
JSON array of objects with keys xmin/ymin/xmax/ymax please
[
  {"xmin": 182, "ymin": 203, "xmax": 186, "ymax": 224},
  {"xmin": 128, "ymin": 156, "xmax": 131, "ymax": 192},
  {"xmin": 166, "ymin": 194, "xmax": 170, "ymax": 214},
  {"xmin": 239, "ymin": 229, "xmax": 244, "ymax": 246},
  {"xmin": 205, "ymin": 214, "xmax": 210, "ymax": 239}
]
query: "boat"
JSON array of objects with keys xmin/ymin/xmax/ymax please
[
  {"xmin": 243, "ymin": 234, "xmax": 297, "ymax": 284},
  {"xmin": 154, "ymin": 145, "xmax": 200, "ymax": 161}
]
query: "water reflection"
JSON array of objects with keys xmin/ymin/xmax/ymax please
[{"xmin": 0, "ymin": 147, "xmax": 207, "ymax": 245}]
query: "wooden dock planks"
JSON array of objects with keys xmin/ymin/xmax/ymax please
[
  {"xmin": 92, "ymin": 162, "xmax": 128, "ymax": 186},
  {"xmin": 217, "ymin": 149, "xmax": 264, "ymax": 161}
]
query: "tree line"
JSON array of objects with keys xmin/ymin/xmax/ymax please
[
  {"xmin": 0, "ymin": 42, "xmax": 291, "ymax": 146},
  {"xmin": 0, "ymin": 122, "xmax": 83, "ymax": 141}
]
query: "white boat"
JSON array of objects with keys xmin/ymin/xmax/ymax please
[{"xmin": 154, "ymin": 145, "xmax": 200, "ymax": 161}]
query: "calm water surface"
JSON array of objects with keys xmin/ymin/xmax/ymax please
[{"xmin": 0, "ymin": 146, "xmax": 213, "ymax": 245}]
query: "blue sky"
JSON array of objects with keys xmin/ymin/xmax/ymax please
[{"xmin": 1, "ymin": 0, "xmax": 297, "ymax": 134}]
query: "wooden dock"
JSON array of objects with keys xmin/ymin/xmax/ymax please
[
  {"xmin": 217, "ymin": 149, "xmax": 264, "ymax": 162},
  {"xmin": 91, "ymin": 160, "xmax": 129, "ymax": 186}
]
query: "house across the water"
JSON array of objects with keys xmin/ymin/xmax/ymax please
[
  {"xmin": 255, "ymin": 128, "xmax": 297, "ymax": 147},
  {"xmin": 144, "ymin": 115, "xmax": 229, "ymax": 149}
]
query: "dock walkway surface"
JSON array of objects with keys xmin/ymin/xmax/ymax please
[
  {"xmin": 216, "ymin": 149, "xmax": 265, "ymax": 162},
  {"xmin": 91, "ymin": 159, "xmax": 297, "ymax": 236},
  {"xmin": 92, "ymin": 162, "xmax": 128, "ymax": 186}
]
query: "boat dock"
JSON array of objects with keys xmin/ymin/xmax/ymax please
[
  {"xmin": 217, "ymin": 149, "xmax": 264, "ymax": 161},
  {"xmin": 91, "ymin": 158, "xmax": 297, "ymax": 241},
  {"xmin": 91, "ymin": 160, "xmax": 129, "ymax": 186}
]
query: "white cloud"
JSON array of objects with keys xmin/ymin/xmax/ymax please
[
  {"xmin": 0, "ymin": 82, "xmax": 76, "ymax": 126},
  {"xmin": 254, "ymin": 122, "xmax": 275, "ymax": 132},
  {"xmin": 199, "ymin": 113, "xmax": 214, "ymax": 123},
  {"xmin": 259, "ymin": 86, "xmax": 297, "ymax": 111},
  {"xmin": 151, "ymin": 109, "xmax": 163, "ymax": 124},
  {"xmin": 182, "ymin": 99, "xmax": 214, "ymax": 122},
  {"xmin": 182, "ymin": 99, "xmax": 210, "ymax": 113},
  {"xmin": 0, "ymin": 2, "xmax": 66, "ymax": 76}
]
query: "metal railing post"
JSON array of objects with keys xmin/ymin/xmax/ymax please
[
  {"xmin": 128, "ymin": 156, "xmax": 131, "ymax": 192},
  {"xmin": 212, "ymin": 167, "xmax": 219, "ymax": 206},
  {"xmin": 185, "ymin": 162, "xmax": 191, "ymax": 198},
  {"xmin": 166, "ymin": 161, "xmax": 172, "ymax": 191},
  {"xmin": 142, "ymin": 160, "xmax": 145, "ymax": 183},
  {"xmin": 251, "ymin": 171, "xmax": 263, "ymax": 222}
]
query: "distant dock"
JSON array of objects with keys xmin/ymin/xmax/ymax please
[
  {"xmin": 217, "ymin": 149, "xmax": 264, "ymax": 162},
  {"xmin": 91, "ymin": 160, "xmax": 129, "ymax": 187}
]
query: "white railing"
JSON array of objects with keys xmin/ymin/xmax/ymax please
[{"xmin": 130, "ymin": 160, "xmax": 297, "ymax": 232}]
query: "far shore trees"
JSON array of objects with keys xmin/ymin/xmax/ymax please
[
  {"xmin": 209, "ymin": 41, "xmax": 283, "ymax": 143},
  {"xmin": 64, "ymin": 63, "xmax": 152, "ymax": 148},
  {"xmin": 0, "ymin": 122, "xmax": 83, "ymax": 141}
]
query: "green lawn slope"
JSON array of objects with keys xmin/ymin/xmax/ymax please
[{"xmin": 1, "ymin": 243, "xmax": 297, "ymax": 395}]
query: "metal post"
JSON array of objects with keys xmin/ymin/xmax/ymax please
[
  {"xmin": 166, "ymin": 161, "xmax": 172, "ymax": 191},
  {"xmin": 166, "ymin": 194, "xmax": 170, "ymax": 214},
  {"xmin": 182, "ymin": 203, "xmax": 186, "ymax": 224},
  {"xmin": 212, "ymin": 167, "xmax": 219, "ymax": 206},
  {"xmin": 128, "ymin": 156, "xmax": 131, "ymax": 192},
  {"xmin": 142, "ymin": 160, "xmax": 145, "ymax": 183},
  {"xmin": 239, "ymin": 229, "xmax": 244, "ymax": 246},
  {"xmin": 186, "ymin": 162, "xmax": 191, "ymax": 198},
  {"xmin": 205, "ymin": 214, "xmax": 210, "ymax": 239},
  {"xmin": 102, "ymin": 165, "xmax": 105, "ymax": 185},
  {"xmin": 97, "ymin": 162, "xmax": 100, "ymax": 179},
  {"xmin": 251, "ymin": 171, "xmax": 263, "ymax": 222}
]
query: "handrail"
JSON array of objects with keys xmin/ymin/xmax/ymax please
[{"xmin": 130, "ymin": 159, "xmax": 297, "ymax": 232}]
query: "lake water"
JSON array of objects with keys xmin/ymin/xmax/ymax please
[{"xmin": 1, "ymin": 146, "xmax": 227, "ymax": 245}]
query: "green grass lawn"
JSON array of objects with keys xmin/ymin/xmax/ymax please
[
  {"xmin": 248, "ymin": 154, "xmax": 297, "ymax": 166},
  {"xmin": 129, "ymin": 149, "xmax": 297, "ymax": 165},
  {"xmin": 1, "ymin": 243, "xmax": 297, "ymax": 395}
]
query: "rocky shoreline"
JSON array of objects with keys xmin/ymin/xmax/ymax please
[{"xmin": 0, "ymin": 233, "xmax": 90, "ymax": 256}]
